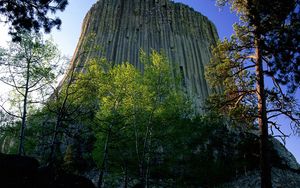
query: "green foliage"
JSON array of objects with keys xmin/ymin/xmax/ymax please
[
  {"xmin": 206, "ymin": 1, "xmax": 300, "ymax": 187},
  {"xmin": 0, "ymin": 32, "xmax": 64, "ymax": 155},
  {"xmin": 7, "ymin": 44, "xmax": 284, "ymax": 187},
  {"xmin": 0, "ymin": 0, "xmax": 68, "ymax": 41},
  {"xmin": 62, "ymin": 144, "xmax": 87, "ymax": 174},
  {"xmin": 24, "ymin": 109, "xmax": 52, "ymax": 158},
  {"xmin": 18, "ymin": 33, "xmax": 102, "ymax": 163},
  {"xmin": 0, "ymin": 122, "xmax": 19, "ymax": 154},
  {"xmin": 66, "ymin": 50, "xmax": 191, "ymax": 186},
  {"xmin": 74, "ymin": 50, "xmax": 261, "ymax": 187},
  {"xmin": 0, "ymin": 32, "xmax": 62, "ymax": 111},
  {"xmin": 86, "ymin": 51, "xmax": 189, "ymax": 155},
  {"xmin": 206, "ymin": 0, "xmax": 300, "ymax": 130}
]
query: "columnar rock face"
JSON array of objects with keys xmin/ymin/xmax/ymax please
[{"xmin": 71, "ymin": 0, "xmax": 219, "ymax": 111}]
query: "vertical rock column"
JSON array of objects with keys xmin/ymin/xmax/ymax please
[{"xmin": 70, "ymin": 0, "xmax": 219, "ymax": 112}]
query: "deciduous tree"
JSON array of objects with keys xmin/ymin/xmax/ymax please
[
  {"xmin": 0, "ymin": 33, "xmax": 62, "ymax": 155},
  {"xmin": 79, "ymin": 51, "xmax": 189, "ymax": 187}
]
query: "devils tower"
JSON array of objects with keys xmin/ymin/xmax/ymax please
[{"xmin": 70, "ymin": 0, "xmax": 219, "ymax": 110}]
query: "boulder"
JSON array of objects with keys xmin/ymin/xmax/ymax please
[{"xmin": 0, "ymin": 153, "xmax": 95, "ymax": 188}]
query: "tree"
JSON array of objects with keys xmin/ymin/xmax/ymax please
[
  {"xmin": 78, "ymin": 58, "xmax": 145, "ymax": 187},
  {"xmin": 138, "ymin": 50, "xmax": 190, "ymax": 186},
  {"xmin": 206, "ymin": 0, "xmax": 300, "ymax": 187},
  {"xmin": 40, "ymin": 34, "xmax": 100, "ymax": 165},
  {"xmin": 77, "ymin": 51, "xmax": 190, "ymax": 187},
  {"xmin": 0, "ymin": 0, "xmax": 68, "ymax": 41},
  {"xmin": 0, "ymin": 32, "xmax": 62, "ymax": 156},
  {"xmin": 0, "ymin": 110, "xmax": 19, "ymax": 154}
]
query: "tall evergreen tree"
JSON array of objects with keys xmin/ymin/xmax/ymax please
[
  {"xmin": 206, "ymin": 0, "xmax": 300, "ymax": 187},
  {"xmin": 0, "ymin": 0, "xmax": 68, "ymax": 41}
]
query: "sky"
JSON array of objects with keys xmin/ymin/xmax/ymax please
[{"xmin": 0, "ymin": 0, "xmax": 299, "ymax": 163}]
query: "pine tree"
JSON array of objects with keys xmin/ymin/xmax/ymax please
[
  {"xmin": 206, "ymin": 0, "xmax": 300, "ymax": 187},
  {"xmin": 0, "ymin": 0, "xmax": 68, "ymax": 41}
]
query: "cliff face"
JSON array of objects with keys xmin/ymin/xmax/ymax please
[{"xmin": 70, "ymin": 0, "xmax": 219, "ymax": 111}]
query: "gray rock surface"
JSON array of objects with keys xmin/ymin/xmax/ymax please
[
  {"xmin": 221, "ymin": 168, "xmax": 300, "ymax": 188},
  {"xmin": 271, "ymin": 138, "xmax": 300, "ymax": 170},
  {"xmin": 68, "ymin": 0, "xmax": 220, "ymax": 112}
]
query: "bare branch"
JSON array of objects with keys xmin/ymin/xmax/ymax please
[{"xmin": 0, "ymin": 103, "xmax": 21, "ymax": 119}]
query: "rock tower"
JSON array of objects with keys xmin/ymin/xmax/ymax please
[{"xmin": 70, "ymin": 0, "xmax": 219, "ymax": 111}]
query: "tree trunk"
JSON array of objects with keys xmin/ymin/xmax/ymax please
[
  {"xmin": 145, "ymin": 127, "xmax": 152, "ymax": 188},
  {"xmin": 255, "ymin": 38, "xmax": 272, "ymax": 188},
  {"xmin": 140, "ymin": 114, "xmax": 153, "ymax": 187},
  {"xmin": 49, "ymin": 115, "xmax": 62, "ymax": 165},
  {"xmin": 48, "ymin": 77, "xmax": 73, "ymax": 164},
  {"xmin": 98, "ymin": 125, "xmax": 112, "ymax": 188},
  {"xmin": 124, "ymin": 163, "xmax": 128, "ymax": 188},
  {"xmin": 18, "ymin": 60, "xmax": 30, "ymax": 156}
]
